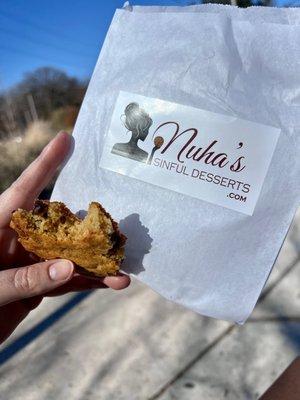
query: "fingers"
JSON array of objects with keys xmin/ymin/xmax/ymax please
[
  {"xmin": 14, "ymin": 131, "xmax": 72, "ymax": 199},
  {"xmin": 46, "ymin": 273, "xmax": 131, "ymax": 296},
  {"xmin": 0, "ymin": 131, "xmax": 73, "ymax": 225},
  {"xmin": 103, "ymin": 274, "xmax": 131, "ymax": 290},
  {"xmin": 45, "ymin": 275, "xmax": 107, "ymax": 296},
  {"xmin": 0, "ymin": 259, "xmax": 74, "ymax": 306},
  {"xmin": 0, "ymin": 259, "xmax": 129, "ymax": 306}
]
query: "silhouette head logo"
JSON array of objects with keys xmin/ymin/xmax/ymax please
[{"xmin": 111, "ymin": 102, "xmax": 153, "ymax": 163}]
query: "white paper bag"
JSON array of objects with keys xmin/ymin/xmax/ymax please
[{"xmin": 52, "ymin": 5, "xmax": 300, "ymax": 323}]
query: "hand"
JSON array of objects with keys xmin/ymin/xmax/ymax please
[{"xmin": 0, "ymin": 131, "xmax": 130, "ymax": 344}]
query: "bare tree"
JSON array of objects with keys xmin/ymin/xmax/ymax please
[{"xmin": 0, "ymin": 67, "xmax": 87, "ymax": 137}]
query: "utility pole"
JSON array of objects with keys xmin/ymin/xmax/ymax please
[
  {"xmin": 24, "ymin": 110, "xmax": 32, "ymax": 126},
  {"xmin": 4, "ymin": 96, "xmax": 17, "ymax": 135},
  {"xmin": 27, "ymin": 93, "xmax": 38, "ymax": 122}
]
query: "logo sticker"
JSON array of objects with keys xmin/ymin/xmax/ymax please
[{"xmin": 100, "ymin": 91, "xmax": 280, "ymax": 215}]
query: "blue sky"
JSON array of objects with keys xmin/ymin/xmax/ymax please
[{"xmin": 0, "ymin": 0, "xmax": 298, "ymax": 91}]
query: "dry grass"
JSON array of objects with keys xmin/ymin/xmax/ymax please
[{"xmin": 0, "ymin": 120, "xmax": 57, "ymax": 194}]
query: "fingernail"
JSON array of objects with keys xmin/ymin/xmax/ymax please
[
  {"xmin": 49, "ymin": 261, "xmax": 74, "ymax": 281},
  {"xmin": 58, "ymin": 131, "xmax": 70, "ymax": 138}
]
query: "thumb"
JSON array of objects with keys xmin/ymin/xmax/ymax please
[{"xmin": 0, "ymin": 260, "xmax": 74, "ymax": 306}]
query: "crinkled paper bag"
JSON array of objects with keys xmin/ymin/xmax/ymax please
[{"xmin": 52, "ymin": 5, "xmax": 300, "ymax": 323}]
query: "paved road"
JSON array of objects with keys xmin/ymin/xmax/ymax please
[{"xmin": 0, "ymin": 210, "xmax": 299, "ymax": 400}]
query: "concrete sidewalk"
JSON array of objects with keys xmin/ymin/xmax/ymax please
[{"xmin": 0, "ymin": 210, "xmax": 299, "ymax": 400}]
